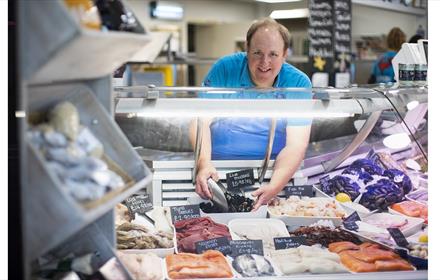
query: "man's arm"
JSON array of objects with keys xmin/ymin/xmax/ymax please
[
  {"xmin": 189, "ymin": 118, "xmax": 218, "ymax": 199},
  {"xmin": 252, "ymin": 125, "xmax": 311, "ymax": 209}
]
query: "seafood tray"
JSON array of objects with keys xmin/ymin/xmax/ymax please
[
  {"xmin": 228, "ymin": 218, "xmax": 290, "ymax": 255},
  {"xmin": 342, "ymin": 212, "xmax": 424, "ymax": 250},
  {"xmin": 314, "ymin": 184, "xmax": 377, "ymax": 218},
  {"xmin": 406, "ymin": 189, "xmax": 428, "ymax": 205},
  {"xmin": 187, "ymin": 194, "xmax": 267, "ymax": 225},
  {"xmin": 165, "ymin": 250, "xmax": 234, "ymax": 279},
  {"xmin": 362, "ymin": 213, "xmax": 424, "ymax": 237},
  {"xmin": 228, "ymin": 254, "xmax": 283, "ymax": 277},
  {"xmin": 268, "ymin": 196, "xmax": 347, "ymax": 227},
  {"xmin": 117, "ymin": 226, "xmax": 177, "ymax": 258}
]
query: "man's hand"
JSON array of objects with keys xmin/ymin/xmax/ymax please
[
  {"xmin": 251, "ymin": 184, "xmax": 279, "ymax": 210},
  {"xmin": 195, "ymin": 161, "xmax": 219, "ymax": 200}
]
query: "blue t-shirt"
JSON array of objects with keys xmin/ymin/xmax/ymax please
[
  {"xmin": 203, "ymin": 52, "xmax": 311, "ymax": 88},
  {"xmin": 371, "ymin": 51, "xmax": 397, "ymax": 83},
  {"xmin": 201, "ymin": 52, "xmax": 312, "ymax": 160}
]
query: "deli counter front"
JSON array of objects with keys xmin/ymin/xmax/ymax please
[{"xmin": 111, "ymin": 85, "xmax": 428, "ymax": 280}]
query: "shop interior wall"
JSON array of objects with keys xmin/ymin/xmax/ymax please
[
  {"xmin": 126, "ymin": 0, "xmax": 427, "ymax": 86},
  {"xmin": 352, "ymin": 4, "xmax": 427, "ymax": 84}
]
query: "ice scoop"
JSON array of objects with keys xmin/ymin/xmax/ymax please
[{"xmin": 207, "ymin": 178, "xmax": 229, "ymax": 213}]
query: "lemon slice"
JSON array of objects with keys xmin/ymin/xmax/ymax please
[
  {"xmin": 336, "ymin": 193, "xmax": 351, "ymax": 203},
  {"xmin": 419, "ymin": 234, "xmax": 428, "ymax": 243}
]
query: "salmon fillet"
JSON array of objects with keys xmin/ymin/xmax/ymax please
[
  {"xmin": 375, "ymin": 259, "xmax": 414, "ymax": 271},
  {"xmin": 359, "ymin": 242, "xmax": 380, "ymax": 250},
  {"xmin": 339, "ymin": 251, "xmax": 377, "ymax": 272},
  {"xmin": 328, "ymin": 241, "xmax": 360, "ymax": 253},
  {"xmin": 348, "ymin": 248, "xmax": 398, "ymax": 262},
  {"xmin": 166, "ymin": 250, "xmax": 233, "ymax": 279}
]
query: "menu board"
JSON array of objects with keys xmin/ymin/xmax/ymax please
[
  {"xmin": 308, "ymin": 0, "xmax": 334, "ymax": 60},
  {"xmin": 333, "ymin": 0, "xmax": 352, "ymax": 75},
  {"xmin": 308, "ymin": 0, "xmax": 352, "ymax": 86}
]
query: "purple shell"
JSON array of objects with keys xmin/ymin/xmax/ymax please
[
  {"xmin": 383, "ymin": 169, "xmax": 413, "ymax": 194},
  {"xmin": 349, "ymin": 159, "xmax": 384, "ymax": 176},
  {"xmin": 342, "ymin": 167, "xmax": 374, "ymax": 184},
  {"xmin": 359, "ymin": 179, "xmax": 404, "ymax": 210},
  {"xmin": 321, "ymin": 175, "xmax": 360, "ymax": 201}
]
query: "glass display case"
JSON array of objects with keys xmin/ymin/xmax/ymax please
[
  {"xmin": 18, "ymin": 1, "xmax": 428, "ymax": 278},
  {"xmin": 113, "ymin": 85, "xmax": 428, "ymax": 279}
]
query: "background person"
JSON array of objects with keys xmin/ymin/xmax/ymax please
[{"xmin": 368, "ymin": 27, "xmax": 406, "ymax": 84}]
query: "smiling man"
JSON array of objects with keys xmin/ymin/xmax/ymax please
[
  {"xmin": 192, "ymin": 18, "xmax": 312, "ymax": 210},
  {"xmin": 202, "ymin": 18, "xmax": 310, "ymax": 88}
]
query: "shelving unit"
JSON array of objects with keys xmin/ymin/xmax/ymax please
[
  {"xmin": 18, "ymin": 0, "xmax": 154, "ymax": 278},
  {"xmin": 19, "ymin": 0, "xmax": 151, "ymax": 84}
]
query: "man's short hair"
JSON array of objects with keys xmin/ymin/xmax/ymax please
[{"xmin": 246, "ymin": 17, "xmax": 290, "ymax": 51}]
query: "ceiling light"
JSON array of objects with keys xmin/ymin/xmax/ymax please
[
  {"xmin": 134, "ymin": 111, "xmax": 352, "ymax": 119},
  {"xmin": 270, "ymin": 8, "xmax": 309, "ymax": 19},
  {"xmin": 15, "ymin": 110, "xmax": 26, "ymax": 118},
  {"xmin": 257, "ymin": 0, "xmax": 302, "ymax": 3},
  {"xmin": 383, "ymin": 133, "xmax": 411, "ymax": 150},
  {"xmin": 406, "ymin": 100, "xmax": 419, "ymax": 111}
]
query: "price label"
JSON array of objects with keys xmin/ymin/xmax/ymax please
[
  {"xmin": 344, "ymin": 211, "xmax": 361, "ymax": 223},
  {"xmin": 284, "ymin": 185, "xmax": 315, "ymax": 198},
  {"xmin": 343, "ymin": 221, "xmax": 359, "ymax": 231},
  {"xmin": 226, "ymin": 169, "xmax": 255, "ymax": 190},
  {"xmin": 387, "ymin": 228, "xmax": 409, "ymax": 248},
  {"xmin": 124, "ymin": 195, "xmax": 153, "ymax": 218},
  {"xmin": 230, "ymin": 240, "xmax": 264, "ymax": 256},
  {"xmin": 342, "ymin": 211, "xmax": 360, "ymax": 231},
  {"xmin": 195, "ymin": 237, "xmax": 231, "ymax": 255},
  {"xmin": 170, "ymin": 205, "xmax": 201, "ymax": 223},
  {"xmin": 274, "ymin": 237, "xmax": 308, "ymax": 250}
]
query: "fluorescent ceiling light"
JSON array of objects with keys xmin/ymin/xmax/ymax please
[
  {"xmin": 406, "ymin": 100, "xmax": 419, "ymax": 111},
  {"xmin": 15, "ymin": 110, "xmax": 26, "ymax": 118},
  {"xmin": 151, "ymin": 1, "xmax": 183, "ymax": 20},
  {"xmin": 270, "ymin": 8, "xmax": 309, "ymax": 19},
  {"xmin": 257, "ymin": 0, "xmax": 302, "ymax": 3},
  {"xmin": 135, "ymin": 111, "xmax": 352, "ymax": 119},
  {"xmin": 383, "ymin": 133, "xmax": 411, "ymax": 150}
]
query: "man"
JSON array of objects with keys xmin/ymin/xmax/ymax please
[{"xmin": 190, "ymin": 18, "xmax": 311, "ymax": 210}]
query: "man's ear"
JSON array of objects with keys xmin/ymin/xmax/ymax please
[{"xmin": 282, "ymin": 49, "xmax": 288, "ymax": 60}]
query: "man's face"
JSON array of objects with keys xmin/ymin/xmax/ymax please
[{"xmin": 247, "ymin": 26, "xmax": 287, "ymax": 88}]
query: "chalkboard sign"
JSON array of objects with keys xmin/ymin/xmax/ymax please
[
  {"xmin": 284, "ymin": 185, "xmax": 315, "ymax": 198},
  {"xmin": 333, "ymin": 0, "xmax": 352, "ymax": 76},
  {"xmin": 308, "ymin": 0, "xmax": 352, "ymax": 86},
  {"xmin": 170, "ymin": 205, "xmax": 201, "ymax": 223},
  {"xmin": 308, "ymin": 0, "xmax": 334, "ymax": 60},
  {"xmin": 343, "ymin": 221, "xmax": 358, "ymax": 231},
  {"xmin": 230, "ymin": 240, "xmax": 264, "ymax": 256},
  {"xmin": 124, "ymin": 195, "xmax": 153, "ymax": 218},
  {"xmin": 226, "ymin": 169, "xmax": 255, "ymax": 190},
  {"xmin": 344, "ymin": 211, "xmax": 361, "ymax": 223},
  {"xmin": 342, "ymin": 211, "xmax": 360, "ymax": 231},
  {"xmin": 195, "ymin": 237, "xmax": 231, "ymax": 255},
  {"xmin": 387, "ymin": 228, "xmax": 409, "ymax": 248},
  {"xmin": 274, "ymin": 237, "xmax": 307, "ymax": 250}
]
